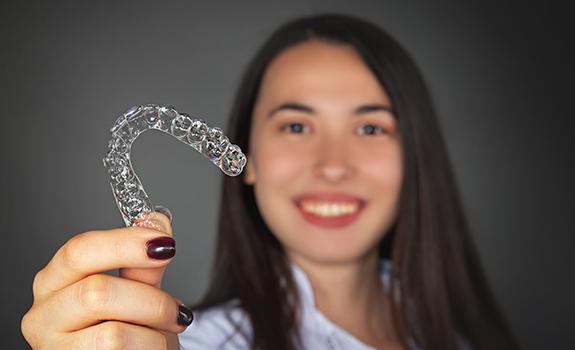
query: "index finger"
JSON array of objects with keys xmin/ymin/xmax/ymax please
[{"xmin": 33, "ymin": 214, "xmax": 174, "ymax": 300}]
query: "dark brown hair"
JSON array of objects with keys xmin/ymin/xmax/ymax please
[{"xmin": 192, "ymin": 13, "xmax": 520, "ymax": 350}]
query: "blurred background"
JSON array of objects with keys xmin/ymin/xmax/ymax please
[{"xmin": 1, "ymin": 0, "xmax": 573, "ymax": 348}]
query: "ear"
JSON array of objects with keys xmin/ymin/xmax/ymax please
[{"xmin": 243, "ymin": 156, "xmax": 256, "ymax": 185}]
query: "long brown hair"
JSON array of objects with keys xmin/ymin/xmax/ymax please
[{"xmin": 192, "ymin": 13, "xmax": 520, "ymax": 350}]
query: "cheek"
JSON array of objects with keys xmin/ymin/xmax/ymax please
[
  {"xmin": 251, "ymin": 142, "xmax": 307, "ymax": 241},
  {"xmin": 356, "ymin": 141, "xmax": 403, "ymax": 193},
  {"xmin": 250, "ymin": 136, "xmax": 312, "ymax": 236},
  {"xmin": 253, "ymin": 137, "xmax": 310, "ymax": 187}
]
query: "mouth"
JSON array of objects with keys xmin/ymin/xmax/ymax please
[{"xmin": 293, "ymin": 192, "xmax": 367, "ymax": 228}]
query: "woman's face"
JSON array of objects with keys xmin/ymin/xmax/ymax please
[{"xmin": 244, "ymin": 40, "xmax": 403, "ymax": 265}]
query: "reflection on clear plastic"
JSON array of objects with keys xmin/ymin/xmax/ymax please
[{"xmin": 103, "ymin": 104, "xmax": 247, "ymax": 227}]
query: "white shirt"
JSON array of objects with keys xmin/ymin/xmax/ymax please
[{"xmin": 179, "ymin": 259, "xmax": 469, "ymax": 349}]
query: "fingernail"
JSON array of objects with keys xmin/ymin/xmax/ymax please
[
  {"xmin": 145, "ymin": 237, "xmax": 176, "ymax": 260},
  {"xmin": 153, "ymin": 205, "xmax": 173, "ymax": 224},
  {"xmin": 177, "ymin": 304, "xmax": 193, "ymax": 326}
]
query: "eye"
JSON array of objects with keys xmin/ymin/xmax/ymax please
[
  {"xmin": 357, "ymin": 123, "xmax": 386, "ymax": 136},
  {"xmin": 281, "ymin": 122, "xmax": 310, "ymax": 134}
]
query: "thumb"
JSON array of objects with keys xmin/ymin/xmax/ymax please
[{"xmin": 120, "ymin": 207, "xmax": 174, "ymax": 289}]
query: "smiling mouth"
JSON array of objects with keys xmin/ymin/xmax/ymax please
[
  {"xmin": 293, "ymin": 194, "xmax": 366, "ymax": 228},
  {"xmin": 300, "ymin": 201, "xmax": 360, "ymax": 216}
]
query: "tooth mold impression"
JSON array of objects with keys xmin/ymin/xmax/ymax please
[{"xmin": 103, "ymin": 104, "xmax": 246, "ymax": 226}]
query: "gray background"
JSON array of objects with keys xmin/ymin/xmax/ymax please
[{"xmin": 1, "ymin": 1, "xmax": 573, "ymax": 349}]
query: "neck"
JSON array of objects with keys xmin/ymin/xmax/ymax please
[{"xmin": 289, "ymin": 249, "xmax": 397, "ymax": 346}]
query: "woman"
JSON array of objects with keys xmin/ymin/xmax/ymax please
[{"xmin": 21, "ymin": 14, "xmax": 520, "ymax": 350}]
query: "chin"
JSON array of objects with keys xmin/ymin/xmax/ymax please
[{"xmin": 287, "ymin": 239, "xmax": 378, "ymax": 266}]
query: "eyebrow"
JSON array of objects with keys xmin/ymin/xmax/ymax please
[{"xmin": 267, "ymin": 102, "xmax": 394, "ymax": 118}]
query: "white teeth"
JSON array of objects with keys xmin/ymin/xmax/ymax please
[{"xmin": 301, "ymin": 202, "xmax": 359, "ymax": 217}]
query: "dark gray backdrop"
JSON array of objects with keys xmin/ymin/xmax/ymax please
[{"xmin": 1, "ymin": 1, "xmax": 573, "ymax": 349}]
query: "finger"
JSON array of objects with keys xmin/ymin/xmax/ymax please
[
  {"xmin": 152, "ymin": 205, "xmax": 173, "ymax": 224},
  {"xmin": 39, "ymin": 274, "xmax": 192, "ymax": 334},
  {"xmin": 64, "ymin": 321, "xmax": 172, "ymax": 350},
  {"xmin": 120, "ymin": 210, "xmax": 174, "ymax": 288},
  {"xmin": 34, "ymin": 219, "xmax": 175, "ymax": 300}
]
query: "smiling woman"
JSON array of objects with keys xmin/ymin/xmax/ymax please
[
  {"xmin": 178, "ymin": 13, "xmax": 520, "ymax": 350},
  {"xmin": 245, "ymin": 41, "xmax": 403, "ymax": 269}
]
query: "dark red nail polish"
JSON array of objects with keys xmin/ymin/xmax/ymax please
[
  {"xmin": 177, "ymin": 304, "xmax": 193, "ymax": 326},
  {"xmin": 146, "ymin": 236, "xmax": 175, "ymax": 260}
]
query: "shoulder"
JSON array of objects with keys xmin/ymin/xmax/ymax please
[{"xmin": 178, "ymin": 299, "xmax": 252, "ymax": 350}]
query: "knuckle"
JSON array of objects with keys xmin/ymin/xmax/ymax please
[
  {"xmin": 94, "ymin": 321, "xmax": 127, "ymax": 350},
  {"xmin": 20, "ymin": 305, "xmax": 49, "ymax": 348},
  {"xmin": 111, "ymin": 236, "xmax": 127, "ymax": 262},
  {"xmin": 32, "ymin": 269, "xmax": 45, "ymax": 298},
  {"xmin": 77, "ymin": 275, "xmax": 112, "ymax": 314},
  {"xmin": 154, "ymin": 293, "xmax": 173, "ymax": 323},
  {"xmin": 20, "ymin": 309, "xmax": 38, "ymax": 346},
  {"xmin": 61, "ymin": 233, "xmax": 88, "ymax": 273}
]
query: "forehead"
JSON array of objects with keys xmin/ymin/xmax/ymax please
[{"xmin": 257, "ymin": 40, "xmax": 391, "ymax": 105}]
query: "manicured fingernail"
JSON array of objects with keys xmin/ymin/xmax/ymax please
[
  {"xmin": 145, "ymin": 237, "xmax": 176, "ymax": 260},
  {"xmin": 177, "ymin": 304, "xmax": 193, "ymax": 326}
]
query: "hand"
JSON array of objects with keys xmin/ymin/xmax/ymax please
[{"xmin": 20, "ymin": 211, "xmax": 190, "ymax": 349}]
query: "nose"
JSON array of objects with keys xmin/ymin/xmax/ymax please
[{"xmin": 312, "ymin": 135, "xmax": 356, "ymax": 183}]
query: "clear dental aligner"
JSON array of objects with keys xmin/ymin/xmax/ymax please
[{"xmin": 103, "ymin": 104, "xmax": 247, "ymax": 227}]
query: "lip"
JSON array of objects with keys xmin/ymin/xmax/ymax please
[{"xmin": 293, "ymin": 192, "xmax": 366, "ymax": 228}]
